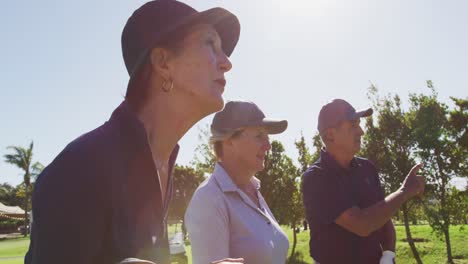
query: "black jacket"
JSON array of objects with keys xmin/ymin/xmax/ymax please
[{"xmin": 26, "ymin": 101, "xmax": 178, "ymax": 264}]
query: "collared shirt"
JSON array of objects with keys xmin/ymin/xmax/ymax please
[
  {"xmin": 26, "ymin": 101, "xmax": 179, "ymax": 264},
  {"xmin": 302, "ymin": 150, "xmax": 385, "ymax": 264},
  {"xmin": 185, "ymin": 163, "xmax": 289, "ymax": 264}
]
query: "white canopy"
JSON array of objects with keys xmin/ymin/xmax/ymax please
[{"xmin": 0, "ymin": 202, "xmax": 25, "ymax": 215}]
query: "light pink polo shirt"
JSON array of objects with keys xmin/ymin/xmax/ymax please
[{"xmin": 185, "ymin": 163, "xmax": 289, "ymax": 264}]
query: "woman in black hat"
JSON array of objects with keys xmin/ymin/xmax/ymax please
[
  {"xmin": 25, "ymin": 1, "xmax": 242, "ymax": 264},
  {"xmin": 185, "ymin": 101, "xmax": 290, "ymax": 264}
]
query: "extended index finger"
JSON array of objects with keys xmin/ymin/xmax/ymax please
[{"xmin": 409, "ymin": 163, "xmax": 423, "ymax": 177}]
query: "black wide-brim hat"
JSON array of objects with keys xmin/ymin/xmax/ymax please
[{"xmin": 122, "ymin": 0, "xmax": 240, "ymax": 89}]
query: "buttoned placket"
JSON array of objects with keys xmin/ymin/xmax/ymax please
[
  {"xmin": 236, "ymin": 187, "xmax": 273, "ymax": 225},
  {"xmin": 142, "ymin": 143, "xmax": 177, "ymax": 244},
  {"xmin": 213, "ymin": 163, "xmax": 274, "ymax": 226},
  {"xmin": 160, "ymin": 161, "xmax": 176, "ymax": 241}
]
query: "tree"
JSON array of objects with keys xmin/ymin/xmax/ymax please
[
  {"xmin": 168, "ymin": 164, "xmax": 204, "ymax": 222},
  {"xmin": 294, "ymin": 132, "xmax": 321, "ymax": 232},
  {"xmin": 4, "ymin": 141, "xmax": 43, "ymax": 236},
  {"xmin": 0, "ymin": 183, "xmax": 22, "ymax": 207},
  {"xmin": 447, "ymin": 97, "xmax": 468, "ymax": 177},
  {"xmin": 408, "ymin": 81, "xmax": 466, "ymax": 264},
  {"xmin": 291, "ymin": 133, "xmax": 314, "ymax": 261},
  {"xmin": 192, "ymin": 125, "xmax": 216, "ymax": 175},
  {"xmin": 295, "ymin": 133, "xmax": 313, "ymax": 174},
  {"xmin": 256, "ymin": 140, "xmax": 301, "ymax": 260},
  {"xmin": 361, "ymin": 87, "xmax": 424, "ymax": 264},
  {"xmin": 445, "ymin": 187, "xmax": 468, "ymax": 225},
  {"xmin": 310, "ymin": 133, "xmax": 323, "ymax": 163}
]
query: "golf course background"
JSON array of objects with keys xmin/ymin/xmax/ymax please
[{"xmin": 1, "ymin": 225, "xmax": 467, "ymax": 264}]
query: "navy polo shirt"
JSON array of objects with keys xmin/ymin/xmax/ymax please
[
  {"xmin": 25, "ymin": 101, "xmax": 179, "ymax": 264},
  {"xmin": 302, "ymin": 150, "xmax": 385, "ymax": 264}
]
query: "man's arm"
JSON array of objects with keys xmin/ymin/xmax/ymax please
[
  {"xmin": 335, "ymin": 164, "xmax": 424, "ymax": 237},
  {"xmin": 381, "ymin": 220, "xmax": 396, "ymax": 252},
  {"xmin": 380, "ymin": 220, "xmax": 397, "ymax": 264}
]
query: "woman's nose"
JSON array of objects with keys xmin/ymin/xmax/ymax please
[{"xmin": 218, "ymin": 52, "xmax": 232, "ymax": 73}]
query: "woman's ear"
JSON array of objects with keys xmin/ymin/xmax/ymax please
[
  {"xmin": 223, "ymin": 136, "xmax": 239, "ymax": 156},
  {"xmin": 224, "ymin": 137, "xmax": 234, "ymax": 148},
  {"xmin": 149, "ymin": 47, "xmax": 172, "ymax": 80},
  {"xmin": 324, "ymin": 128, "xmax": 335, "ymax": 143}
]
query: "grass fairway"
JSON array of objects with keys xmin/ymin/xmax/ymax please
[
  {"xmin": 0, "ymin": 236, "xmax": 28, "ymax": 264},
  {"xmin": 1, "ymin": 225, "xmax": 466, "ymax": 264},
  {"xmin": 280, "ymin": 225, "xmax": 468, "ymax": 264},
  {"xmin": 392, "ymin": 225, "xmax": 468, "ymax": 264}
]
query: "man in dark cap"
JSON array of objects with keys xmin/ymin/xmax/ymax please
[{"xmin": 302, "ymin": 99, "xmax": 425, "ymax": 264}]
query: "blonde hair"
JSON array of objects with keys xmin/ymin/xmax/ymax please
[{"xmin": 209, "ymin": 129, "xmax": 244, "ymax": 160}]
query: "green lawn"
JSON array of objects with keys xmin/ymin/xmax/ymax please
[
  {"xmin": 1, "ymin": 225, "xmax": 467, "ymax": 264},
  {"xmin": 0, "ymin": 236, "xmax": 28, "ymax": 264},
  {"xmin": 280, "ymin": 225, "xmax": 468, "ymax": 264}
]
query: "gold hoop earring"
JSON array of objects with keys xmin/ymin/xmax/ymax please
[{"xmin": 162, "ymin": 79, "xmax": 174, "ymax": 93}]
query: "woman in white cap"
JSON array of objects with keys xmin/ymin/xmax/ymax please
[
  {"xmin": 185, "ymin": 101, "xmax": 290, "ymax": 264},
  {"xmin": 26, "ymin": 1, "xmax": 243, "ymax": 264}
]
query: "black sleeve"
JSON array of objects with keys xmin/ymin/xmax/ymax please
[
  {"xmin": 26, "ymin": 147, "xmax": 110, "ymax": 264},
  {"xmin": 302, "ymin": 166, "xmax": 355, "ymax": 227}
]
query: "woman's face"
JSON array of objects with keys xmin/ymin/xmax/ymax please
[
  {"xmin": 167, "ymin": 24, "xmax": 232, "ymax": 115},
  {"xmin": 229, "ymin": 126, "xmax": 271, "ymax": 173}
]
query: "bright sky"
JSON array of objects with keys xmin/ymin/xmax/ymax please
[{"xmin": 1, "ymin": 0, "xmax": 467, "ymax": 188}]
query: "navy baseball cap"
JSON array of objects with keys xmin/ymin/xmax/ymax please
[
  {"xmin": 317, "ymin": 99, "xmax": 373, "ymax": 133},
  {"xmin": 122, "ymin": 0, "xmax": 240, "ymax": 89},
  {"xmin": 211, "ymin": 101, "xmax": 288, "ymax": 135}
]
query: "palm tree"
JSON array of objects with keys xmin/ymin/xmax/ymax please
[{"xmin": 4, "ymin": 141, "xmax": 43, "ymax": 236}]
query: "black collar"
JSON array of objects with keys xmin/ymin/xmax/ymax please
[
  {"xmin": 109, "ymin": 100, "xmax": 180, "ymax": 162},
  {"xmin": 319, "ymin": 149, "xmax": 361, "ymax": 175}
]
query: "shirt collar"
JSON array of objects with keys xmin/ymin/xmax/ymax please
[
  {"xmin": 320, "ymin": 148, "xmax": 361, "ymax": 174},
  {"xmin": 213, "ymin": 163, "xmax": 261, "ymax": 192},
  {"xmin": 110, "ymin": 101, "xmax": 180, "ymax": 217},
  {"xmin": 109, "ymin": 101, "xmax": 148, "ymax": 150},
  {"xmin": 251, "ymin": 176, "xmax": 261, "ymax": 190},
  {"xmin": 109, "ymin": 101, "xmax": 180, "ymax": 156}
]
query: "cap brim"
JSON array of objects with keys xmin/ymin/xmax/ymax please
[
  {"xmin": 352, "ymin": 108, "xmax": 373, "ymax": 119},
  {"xmin": 191, "ymin": 7, "xmax": 240, "ymax": 57},
  {"xmin": 127, "ymin": 7, "xmax": 240, "ymax": 88},
  {"xmin": 262, "ymin": 119, "xmax": 288, "ymax": 134}
]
